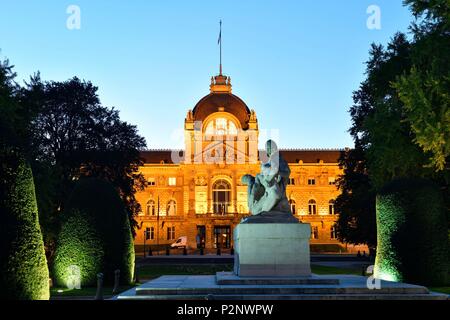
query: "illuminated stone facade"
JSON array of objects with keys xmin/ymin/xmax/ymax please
[{"xmin": 134, "ymin": 73, "xmax": 362, "ymax": 253}]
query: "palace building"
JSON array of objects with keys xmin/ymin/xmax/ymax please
[{"xmin": 134, "ymin": 72, "xmax": 361, "ymax": 253}]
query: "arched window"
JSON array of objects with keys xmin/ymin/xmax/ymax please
[
  {"xmin": 167, "ymin": 200, "xmax": 176, "ymax": 216},
  {"xmin": 289, "ymin": 199, "xmax": 296, "ymax": 215},
  {"xmin": 308, "ymin": 199, "xmax": 317, "ymax": 215},
  {"xmin": 329, "ymin": 200, "xmax": 336, "ymax": 215},
  {"xmin": 146, "ymin": 200, "xmax": 155, "ymax": 216},
  {"xmin": 213, "ymin": 179, "xmax": 231, "ymax": 215},
  {"xmin": 205, "ymin": 118, "xmax": 238, "ymax": 136}
]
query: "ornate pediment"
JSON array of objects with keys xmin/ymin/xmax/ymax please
[{"xmin": 195, "ymin": 176, "xmax": 207, "ymax": 186}]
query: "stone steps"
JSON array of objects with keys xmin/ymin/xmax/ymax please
[
  {"xmin": 116, "ymin": 274, "xmax": 449, "ymax": 300},
  {"xmin": 215, "ymin": 272, "xmax": 339, "ymax": 285},
  {"xmin": 134, "ymin": 286, "xmax": 430, "ymax": 296},
  {"xmin": 119, "ymin": 293, "xmax": 448, "ymax": 300}
]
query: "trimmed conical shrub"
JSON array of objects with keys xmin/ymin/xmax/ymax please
[
  {"xmin": 53, "ymin": 178, "xmax": 135, "ymax": 287},
  {"xmin": 52, "ymin": 209, "xmax": 104, "ymax": 287},
  {"xmin": 0, "ymin": 152, "xmax": 50, "ymax": 300},
  {"xmin": 374, "ymin": 178, "xmax": 449, "ymax": 286}
]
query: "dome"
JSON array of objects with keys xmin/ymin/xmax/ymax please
[{"xmin": 192, "ymin": 93, "xmax": 251, "ymax": 130}]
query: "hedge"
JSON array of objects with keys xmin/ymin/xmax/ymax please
[
  {"xmin": 0, "ymin": 152, "xmax": 50, "ymax": 299},
  {"xmin": 374, "ymin": 178, "xmax": 449, "ymax": 286},
  {"xmin": 53, "ymin": 178, "xmax": 135, "ymax": 287},
  {"xmin": 52, "ymin": 209, "xmax": 104, "ymax": 286}
]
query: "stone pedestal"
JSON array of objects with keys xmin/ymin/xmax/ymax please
[{"xmin": 233, "ymin": 222, "xmax": 311, "ymax": 277}]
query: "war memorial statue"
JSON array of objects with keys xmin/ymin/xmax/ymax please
[
  {"xmin": 241, "ymin": 139, "xmax": 298, "ymax": 223},
  {"xmin": 233, "ymin": 140, "xmax": 311, "ymax": 276}
]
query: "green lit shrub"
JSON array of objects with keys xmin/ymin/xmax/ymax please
[
  {"xmin": 52, "ymin": 210, "xmax": 103, "ymax": 286},
  {"xmin": 0, "ymin": 153, "xmax": 50, "ymax": 300},
  {"xmin": 374, "ymin": 178, "xmax": 449, "ymax": 286},
  {"xmin": 53, "ymin": 178, "xmax": 135, "ymax": 287}
]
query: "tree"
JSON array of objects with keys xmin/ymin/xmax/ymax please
[
  {"xmin": 394, "ymin": 0, "xmax": 450, "ymax": 172},
  {"xmin": 20, "ymin": 76, "xmax": 147, "ymax": 255},
  {"xmin": 335, "ymin": 146, "xmax": 376, "ymax": 251},
  {"xmin": 0, "ymin": 59, "xmax": 49, "ymax": 300},
  {"xmin": 360, "ymin": 33, "xmax": 435, "ymax": 189},
  {"xmin": 403, "ymin": 0, "xmax": 450, "ymax": 27},
  {"xmin": 336, "ymin": 0, "xmax": 450, "ymax": 245},
  {"xmin": 395, "ymin": 67, "xmax": 449, "ymax": 172},
  {"xmin": 53, "ymin": 178, "xmax": 135, "ymax": 287},
  {"xmin": 335, "ymin": 34, "xmax": 417, "ymax": 247}
]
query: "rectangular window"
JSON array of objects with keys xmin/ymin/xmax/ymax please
[
  {"xmin": 330, "ymin": 226, "xmax": 337, "ymax": 240},
  {"xmin": 308, "ymin": 178, "xmax": 316, "ymax": 185},
  {"xmin": 288, "ymin": 178, "xmax": 295, "ymax": 185},
  {"xmin": 311, "ymin": 226, "xmax": 319, "ymax": 239},
  {"xmin": 145, "ymin": 227, "xmax": 154, "ymax": 240},
  {"xmin": 167, "ymin": 226, "xmax": 175, "ymax": 240},
  {"xmin": 148, "ymin": 178, "xmax": 156, "ymax": 186},
  {"xmin": 168, "ymin": 177, "xmax": 176, "ymax": 186}
]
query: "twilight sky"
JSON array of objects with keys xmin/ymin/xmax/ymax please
[{"xmin": 0, "ymin": 0, "xmax": 414, "ymax": 149}]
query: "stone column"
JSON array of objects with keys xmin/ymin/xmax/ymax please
[
  {"xmin": 207, "ymin": 172, "xmax": 212, "ymax": 213},
  {"xmin": 232, "ymin": 170, "xmax": 237, "ymax": 213}
]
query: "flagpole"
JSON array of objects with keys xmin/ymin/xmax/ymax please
[{"xmin": 219, "ymin": 20, "xmax": 222, "ymax": 75}]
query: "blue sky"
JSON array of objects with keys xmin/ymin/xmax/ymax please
[{"xmin": 0, "ymin": 0, "xmax": 414, "ymax": 149}]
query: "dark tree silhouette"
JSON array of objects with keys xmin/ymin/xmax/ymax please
[
  {"xmin": 336, "ymin": 0, "xmax": 449, "ymax": 248},
  {"xmin": 20, "ymin": 76, "xmax": 147, "ymax": 255},
  {"xmin": 335, "ymin": 145, "xmax": 376, "ymax": 251}
]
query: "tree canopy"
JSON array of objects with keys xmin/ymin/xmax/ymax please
[
  {"xmin": 1, "ymin": 56, "xmax": 147, "ymax": 270},
  {"xmin": 20, "ymin": 76, "xmax": 147, "ymax": 257},
  {"xmin": 336, "ymin": 0, "xmax": 450, "ymax": 247}
]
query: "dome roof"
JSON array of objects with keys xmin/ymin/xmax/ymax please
[{"xmin": 192, "ymin": 93, "xmax": 251, "ymax": 129}]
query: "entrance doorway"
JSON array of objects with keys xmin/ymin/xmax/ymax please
[
  {"xmin": 214, "ymin": 226, "xmax": 231, "ymax": 248},
  {"xmin": 196, "ymin": 225, "xmax": 206, "ymax": 248}
]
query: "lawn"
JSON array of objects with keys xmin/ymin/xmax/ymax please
[
  {"xmin": 52, "ymin": 263, "xmax": 450, "ymax": 299},
  {"xmin": 50, "ymin": 265, "xmax": 235, "ymax": 299},
  {"xmin": 137, "ymin": 264, "xmax": 234, "ymax": 279},
  {"xmin": 50, "ymin": 285, "xmax": 135, "ymax": 298},
  {"xmin": 135, "ymin": 263, "xmax": 362, "ymax": 279},
  {"xmin": 310, "ymin": 264, "xmax": 362, "ymax": 276},
  {"xmin": 428, "ymin": 287, "xmax": 450, "ymax": 295}
]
